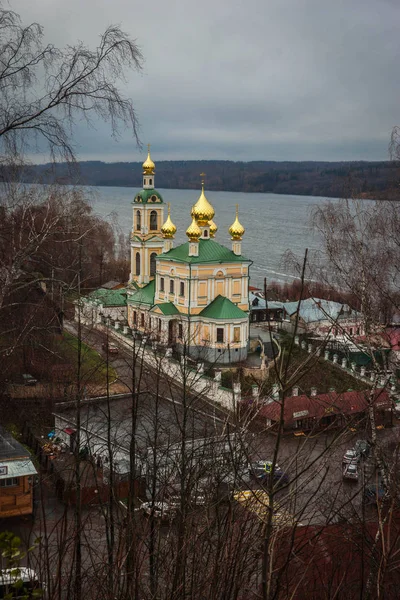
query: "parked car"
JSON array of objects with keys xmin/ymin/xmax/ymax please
[
  {"xmin": 102, "ymin": 342, "xmax": 119, "ymax": 355},
  {"xmin": 343, "ymin": 463, "xmax": 359, "ymax": 481},
  {"xmin": 342, "ymin": 449, "xmax": 360, "ymax": 464},
  {"xmin": 21, "ymin": 373, "xmax": 37, "ymax": 386},
  {"xmin": 249, "ymin": 461, "xmax": 290, "ymax": 488},
  {"xmin": 0, "ymin": 567, "xmax": 45, "ymax": 598},
  {"xmin": 354, "ymin": 439, "xmax": 370, "ymax": 459},
  {"xmin": 364, "ymin": 484, "xmax": 385, "ymax": 505},
  {"xmin": 140, "ymin": 501, "xmax": 176, "ymax": 520}
]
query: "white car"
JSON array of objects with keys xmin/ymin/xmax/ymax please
[
  {"xmin": 342, "ymin": 449, "xmax": 359, "ymax": 464},
  {"xmin": 140, "ymin": 501, "xmax": 176, "ymax": 520},
  {"xmin": 343, "ymin": 463, "xmax": 359, "ymax": 481}
]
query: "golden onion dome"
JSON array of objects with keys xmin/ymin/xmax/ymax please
[
  {"xmin": 186, "ymin": 216, "xmax": 202, "ymax": 241},
  {"xmin": 191, "ymin": 183, "xmax": 215, "ymax": 226},
  {"xmin": 209, "ymin": 219, "xmax": 218, "ymax": 238},
  {"xmin": 228, "ymin": 204, "xmax": 245, "ymax": 240},
  {"xmin": 142, "ymin": 145, "xmax": 155, "ymax": 175},
  {"xmin": 161, "ymin": 203, "xmax": 176, "ymax": 238}
]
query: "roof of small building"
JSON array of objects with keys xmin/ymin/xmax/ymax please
[
  {"xmin": 283, "ymin": 298, "xmax": 358, "ymax": 324},
  {"xmin": 86, "ymin": 288, "xmax": 127, "ymax": 307},
  {"xmin": 128, "ymin": 279, "xmax": 155, "ymax": 306},
  {"xmin": 0, "ymin": 426, "xmax": 31, "ymax": 461},
  {"xmin": 152, "ymin": 302, "xmax": 180, "ymax": 316},
  {"xmin": 249, "ymin": 292, "xmax": 284, "ymax": 311},
  {"xmin": 199, "ymin": 295, "xmax": 248, "ymax": 320},
  {"xmin": 258, "ymin": 389, "xmax": 390, "ymax": 425},
  {"xmin": 158, "ymin": 238, "xmax": 250, "ymax": 265},
  {"xmin": 101, "ymin": 280, "xmax": 124, "ymax": 290}
]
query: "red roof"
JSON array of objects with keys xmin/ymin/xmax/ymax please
[
  {"xmin": 383, "ymin": 328, "xmax": 400, "ymax": 351},
  {"xmin": 258, "ymin": 389, "xmax": 391, "ymax": 425}
]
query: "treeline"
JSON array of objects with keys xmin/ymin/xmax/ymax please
[{"xmin": 19, "ymin": 159, "xmax": 400, "ymax": 198}]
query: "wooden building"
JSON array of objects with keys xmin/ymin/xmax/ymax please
[{"xmin": 0, "ymin": 427, "xmax": 37, "ymax": 518}]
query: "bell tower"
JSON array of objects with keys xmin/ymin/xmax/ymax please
[{"xmin": 129, "ymin": 146, "xmax": 165, "ymax": 287}]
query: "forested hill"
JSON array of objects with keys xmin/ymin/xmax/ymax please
[{"xmin": 21, "ymin": 160, "xmax": 399, "ymax": 198}]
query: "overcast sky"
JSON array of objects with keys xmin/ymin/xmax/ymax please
[{"xmin": 13, "ymin": 0, "xmax": 400, "ymax": 162}]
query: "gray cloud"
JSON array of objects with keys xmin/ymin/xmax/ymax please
[{"xmin": 14, "ymin": 0, "xmax": 400, "ymax": 162}]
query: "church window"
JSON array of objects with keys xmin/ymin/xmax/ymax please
[
  {"xmin": 141, "ymin": 313, "xmax": 145, "ymax": 327},
  {"xmin": 149, "ymin": 178, "xmax": 153, "ymax": 185},
  {"xmin": 204, "ymin": 230, "xmax": 208, "ymax": 237},
  {"xmin": 178, "ymin": 324, "xmax": 183, "ymax": 339},
  {"xmin": 150, "ymin": 252, "xmax": 157, "ymax": 277},
  {"xmin": 158, "ymin": 319, "xmax": 162, "ymax": 333},
  {"xmin": 216, "ymin": 328, "xmax": 224, "ymax": 343},
  {"xmin": 233, "ymin": 327, "xmax": 240, "ymax": 343},
  {"xmin": 151, "ymin": 195, "xmax": 157, "ymax": 202},
  {"xmin": 133, "ymin": 311, "xmax": 137, "ymax": 325},
  {"xmin": 150, "ymin": 210, "xmax": 158, "ymax": 230},
  {"xmin": 170, "ymin": 279, "xmax": 174, "ymax": 294},
  {"xmin": 135, "ymin": 252, "xmax": 141, "ymax": 276},
  {"xmin": 180, "ymin": 281, "xmax": 184, "ymax": 297},
  {"xmin": 160, "ymin": 277, "xmax": 165, "ymax": 292},
  {"xmin": 136, "ymin": 210, "xmax": 141, "ymax": 231}
]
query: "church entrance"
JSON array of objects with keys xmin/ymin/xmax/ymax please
[{"xmin": 168, "ymin": 320, "xmax": 176, "ymax": 346}]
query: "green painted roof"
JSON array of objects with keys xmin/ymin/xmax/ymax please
[
  {"xmin": 199, "ymin": 295, "xmax": 248, "ymax": 320},
  {"xmin": 127, "ymin": 279, "xmax": 155, "ymax": 306},
  {"xmin": 87, "ymin": 288, "xmax": 127, "ymax": 307},
  {"xmin": 152, "ymin": 302, "xmax": 180, "ymax": 316},
  {"xmin": 133, "ymin": 189, "xmax": 164, "ymax": 204},
  {"xmin": 158, "ymin": 238, "xmax": 250, "ymax": 264}
]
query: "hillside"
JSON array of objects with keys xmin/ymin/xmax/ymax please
[{"xmin": 18, "ymin": 159, "xmax": 400, "ymax": 199}]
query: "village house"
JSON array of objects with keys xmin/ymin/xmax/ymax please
[
  {"xmin": 0, "ymin": 426, "xmax": 37, "ymax": 518},
  {"xmin": 257, "ymin": 388, "xmax": 391, "ymax": 431},
  {"xmin": 281, "ymin": 297, "xmax": 364, "ymax": 337}
]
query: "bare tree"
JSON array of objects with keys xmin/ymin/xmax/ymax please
[{"xmin": 0, "ymin": 4, "xmax": 143, "ymax": 161}]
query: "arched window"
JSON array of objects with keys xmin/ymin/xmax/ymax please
[
  {"xmin": 149, "ymin": 178, "xmax": 153, "ymax": 185},
  {"xmin": 135, "ymin": 252, "xmax": 141, "ymax": 276},
  {"xmin": 150, "ymin": 210, "xmax": 158, "ymax": 231},
  {"xmin": 150, "ymin": 252, "xmax": 157, "ymax": 277},
  {"xmin": 136, "ymin": 210, "xmax": 141, "ymax": 231},
  {"xmin": 204, "ymin": 230, "xmax": 208, "ymax": 237}
]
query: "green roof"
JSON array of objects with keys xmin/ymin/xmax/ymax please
[
  {"xmin": 87, "ymin": 288, "xmax": 127, "ymax": 307},
  {"xmin": 199, "ymin": 295, "xmax": 248, "ymax": 320},
  {"xmin": 152, "ymin": 302, "xmax": 180, "ymax": 316},
  {"xmin": 133, "ymin": 189, "xmax": 164, "ymax": 204},
  {"xmin": 127, "ymin": 279, "xmax": 155, "ymax": 306},
  {"xmin": 158, "ymin": 238, "xmax": 250, "ymax": 264}
]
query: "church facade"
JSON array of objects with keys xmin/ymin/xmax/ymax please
[{"xmin": 127, "ymin": 149, "xmax": 252, "ymax": 364}]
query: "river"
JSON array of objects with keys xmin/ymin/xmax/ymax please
[{"xmin": 88, "ymin": 186, "xmax": 334, "ymax": 287}]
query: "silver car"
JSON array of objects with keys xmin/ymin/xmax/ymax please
[
  {"xmin": 343, "ymin": 463, "xmax": 359, "ymax": 480},
  {"xmin": 343, "ymin": 449, "xmax": 359, "ymax": 464}
]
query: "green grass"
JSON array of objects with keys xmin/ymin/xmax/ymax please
[
  {"xmin": 55, "ymin": 331, "xmax": 117, "ymax": 386},
  {"xmin": 273, "ymin": 337, "xmax": 367, "ymax": 394}
]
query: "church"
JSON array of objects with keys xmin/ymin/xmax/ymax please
[{"xmin": 127, "ymin": 148, "xmax": 252, "ymax": 364}]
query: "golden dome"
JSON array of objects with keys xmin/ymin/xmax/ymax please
[
  {"xmin": 142, "ymin": 144, "xmax": 155, "ymax": 175},
  {"xmin": 161, "ymin": 203, "xmax": 176, "ymax": 238},
  {"xmin": 186, "ymin": 216, "xmax": 202, "ymax": 241},
  {"xmin": 191, "ymin": 183, "xmax": 215, "ymax": 226},
  {"xmin": 229, "ymin": 205, "xmax": 245, "ymax": 240},
  {"xmin": 209, "ymin": 219, "xmax": 218, "ymax": 238}
]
